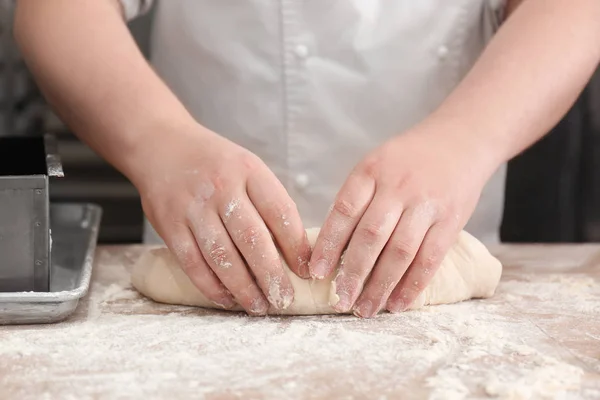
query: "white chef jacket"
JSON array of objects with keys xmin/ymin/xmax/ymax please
[{"xmin": 120, "ymin": 0, "xmax": 508, "ymax": 245}]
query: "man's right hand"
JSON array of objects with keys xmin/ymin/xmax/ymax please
[
  {"xmin": 13, "ymin": 0, "xmax": 310, "ymax": 315},
  {"xmin": 132, "ymin": 124, "xmax": 312, "ymax": 315}
]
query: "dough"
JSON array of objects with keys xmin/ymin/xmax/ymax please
[{"xmin": 131, "ymin": 228, "xmax": 502, "ymax": 315}]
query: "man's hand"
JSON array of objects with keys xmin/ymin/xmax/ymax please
[
  {"xmin": 13, "ymin": 0, "xmax": 312, "ymax": 316},
  {"xmin": 309, "ymin": 127, "xmax": 497, "ymax": 317},
  {"xmin": 134, "ymin": 124, "xmax": 311, "ymax": 315},
  {"xmin": 310, "ymin": 0, "xmax": 600, "ymax": 318}
]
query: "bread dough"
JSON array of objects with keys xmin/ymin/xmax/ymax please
[{"xmin": 131, "ymin": 228, "xmax": 502, "ymax": 315}]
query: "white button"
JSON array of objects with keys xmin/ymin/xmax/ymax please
[
  {"xmin": 295, "ymin": 173, "xmax": 309, "ymax": 189},
  {"xmin": 294, "ymin": 44, "xmax": 309, "ymax": 59},
  {"xmin": 437, "ymin": 45, "xmax": 449, "ymax": 59}
]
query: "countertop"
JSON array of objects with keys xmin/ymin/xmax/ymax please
[{"xmin": 1, "ymin": 243, "xmax": 600, "ymax": 399}]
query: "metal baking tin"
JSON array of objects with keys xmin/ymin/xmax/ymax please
[
  {"xmin": 0, "ymin": 134, "xmax": 64, "ymax": 292},
  {"xmin": 0, "ymin": 203, "xmax": 102, "ymax": 325}
]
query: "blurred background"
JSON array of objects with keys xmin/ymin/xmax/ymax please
[{"xmin": 1, "ymin": 3, "xmax": 599, "ymax": 244}]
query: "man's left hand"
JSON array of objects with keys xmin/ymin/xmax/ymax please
[{"xmin": 309, "ymin": 125, "xmax": 498, "ymax": 317}]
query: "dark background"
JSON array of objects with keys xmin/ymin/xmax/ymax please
[
  {"xmin": 501, "ymin": 68, "xmax": 600, "ymax": 243},
  {"xmin": 1, "ymin": 4, "xmax": 599, "ymax": 244}
]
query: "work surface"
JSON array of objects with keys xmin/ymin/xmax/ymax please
[{"xmin": 1, "ymin": 244, "xmax": 600, "ymax": 399}]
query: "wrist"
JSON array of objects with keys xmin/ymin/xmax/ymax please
[
  {"xmin": 117, "ymin": 116, "xmax": 208, "ymax": 189},
  {"xmin": 408, "ymin": 115, "xmax": 505, "ymax": 181}
]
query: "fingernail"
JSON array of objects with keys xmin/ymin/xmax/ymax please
[
  {"xmin": 387, "ymin": 299, "xmax": 405, "ymax": 313},
  {"xmin": 276, "ymin": 288, "xmax": 294, "ymax": 310},
  {"xmin": 215, "ymin": 297, "xmax": 237, "ymax": 310},
  {"xmin": 332, "ymin": 273, "xmax": 359, "ymax": 312},
  {"xmin": 297, "ymin": 257, "xmax": 311, "ymax": 279},
  {"xmin": 266, "ymin": 278, "xmax": 294, "ymax": 310},
  {"xmin": 334, "ymin": 298, "xmax": 351, "ymax": 313},
  {"xmin": 388, "ymin": 294, "xmax": 412, "ymax": 313},
  {"xmin": 333, "ymin": 293, "xmax": 352, "ymax": 312},
  {"xmin": 310, "ymin": 259, "xmax": 329, "ymax": 279},
  {"xmin": 248, "ymin": 297, "xmax": 269, "ymax": 316},
  {"xmin": 353, "ymin": 300, "xmax": 374, "ymax": 318},
  {"xmin": 215, "ymin": 289, "xmax": 237, "ymax": 309}
]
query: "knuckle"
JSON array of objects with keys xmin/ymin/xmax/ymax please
[
  {"xmin": 204, "ymin": 240, "xmax": 232, "ymax": 269},
  {"xmin": 221, "ymin": 198, "xmax": 242, "ymax": 221},
  {"xmin": 158, "ymin": 197, "xmax": 188, "ymax": 222},
  {"xmin": 263, "ymin": 200, "xmax": 293, "ymax": 223},
  {"xmin": 240, "ymin": 151, "xmax": 262, "ymax": 171},
  {"xmin": 237, "ymin": 225, "xmax": 263, "ymax": 247},
  {"xmin": 388, "ymin": 240, "xmax": 415, "ymax": 263},
  {"xmin": 421, "ymin": 246, "xmax": 444, "ymax": 269},
  {"xmin": 206, "ymin": 175, "xmax": 225, "ymax": 193},
  {"xmin": 359, "ymin": 156, "xmax": 380, "ymax": 178},
  {"xmin": 333, "ymin": 198, "xmax": 360, "ymax": 219},
  {"xmin": 414, "ymin": 198, "xmax": 442, "ymax": 218},
  {"xmin": 357, "ymin": 223, "xmax": 385, "ymax": 243},
  {"xmin": 442, "ymin": 207, "xmax": 463, "ymax": 229},
  {"xmin": 442, "ymin": 201, "xmax": 458, "ymax": 216},
  {"xmin": 391, "ymin": 174, "xmax": 411, "ymax": 192}
]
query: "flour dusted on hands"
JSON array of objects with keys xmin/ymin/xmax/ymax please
[{"xmin": 131, "ymin": 228, "xmax": 502, "ymax": 315}]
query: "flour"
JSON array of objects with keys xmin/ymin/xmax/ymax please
[
  {"xmin": 224, "ymin": 198, "xmax": 241, "ymax": 219},
  {"xmin": 1, "ymin": 247, "xmax": 598, "ymax": 399},
  {"xmin": 1, "ymin": 304, "xmax": 589, "ymax": 399},
  {"xmin": 498, "ymin": 273, "xmax": 600, "ymax": 315},
  {"xmin": 265, "ymin": 273, "xmax": 293, "ymax": 310}
]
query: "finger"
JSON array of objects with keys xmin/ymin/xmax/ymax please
[
  {"xmin": 386, "ymin": 222, "xmax": 456, "ymax": 313},
  {"xmin": 352, "ymin": 205, "xmax": 433, "ymax": 317},
  {"xmin": 247, "ymin": 168, "xmax": 312, "ymax": 278},
  {"xmin": 186, "ymin": 208, "xmax": 270, "ymax": 316},
  {"xmin": 309, "ymin": 172, "xmax": 375, "ymax": 279},
  {"xmin": 164, "ymin": 225, "xmax": 237, "ymax": 309},
  {"xmin": 329, "ymin": 193, "xmax": 401, "ymax": 313},
  {"xmin": 220, "ymin": 194, "xmax": 295, "ymax": 311}
]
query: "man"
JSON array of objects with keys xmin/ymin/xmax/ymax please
[{"xmin": 14, "ymin": 0, "xmax": 600, "ymax": 317}]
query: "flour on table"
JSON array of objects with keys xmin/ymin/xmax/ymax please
[
  {"xmin": 0, "ymin": 302, "xmax": 587, "ymax": 399},
  {"xmin": 131, "ymin": 228, "xmax": 503, "ymax": 315},
  {"xmin": 1, "ymin": 245, "xmax": 597, "ymax": 399}
]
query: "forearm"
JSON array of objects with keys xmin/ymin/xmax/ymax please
[
  {"xmin": 14, "ymin": 0, "xmax": 197, "ymax": 183},
  {"xmin": 425, "ymin": 0, "xmax": 600, "ymax": 168}
]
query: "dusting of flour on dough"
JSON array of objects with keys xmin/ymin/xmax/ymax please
[
  {"xmin": 328, "ymin": 280, "xmax": 340, "ymax": 307},
  {"xmin": 266, "ymin": 273, "xmax": 293, "ymax": 310}
]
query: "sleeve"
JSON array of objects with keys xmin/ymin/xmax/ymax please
[{"xmin": 118, "ymin": 0, "xmax": 154, "ymax": 21}]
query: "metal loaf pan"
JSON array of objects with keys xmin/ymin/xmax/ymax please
[
  {"xmin": 0, "ymin": 134, "xmax": 64, "ymax": 292},
  {"xmin": 0, "ymin": 203, "xmax": 102, "ymax": 325}
]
